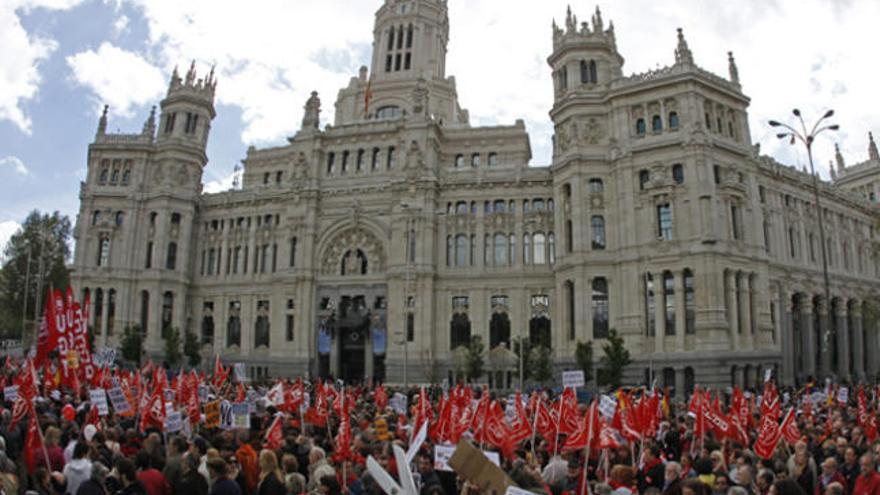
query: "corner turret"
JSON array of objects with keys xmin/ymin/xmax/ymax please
[{"xmin": 156, "ymin": 61, "xmax": 217, "ymax": 155}]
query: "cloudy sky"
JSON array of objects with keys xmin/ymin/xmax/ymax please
[{"xmin": 1, "ymin": 0, "xmax": 879, "ymax": 256}]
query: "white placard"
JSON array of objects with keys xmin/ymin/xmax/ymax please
[
  {"xmin": 599, "ymin": 394, "xmax": 618, "ymax": 420},
  {"xmin": 406, "ymin": 421, "xmax": 428, "ymax": 464},
  {"xmin": 562, "ymin": 370, "xmax": 585, "ymax": 389},
  {"xmin": 837, "ymin": 387, "xmax": 849, "ymax": 404},
  {"xmin": 390, "ymin": 392, "xmax": 408, "ymax": 414},
  {"xmin": 764, "ymin": 368, "xmax": 773, "ymax": 383},
  {"xmin": 232, "ymin": 402, "xmax": 250, "ymax": 428},
  {"xmin": 233, "ymin": 363, "xmax": 247, "ymax": 383},
  {"xmin": 165, "ymin": 411, "xmax": 183, "ymax": 432},
  {"xmin": 432, "ymin": 444, "xmax": 501, "ymax": 472},
  {"xmin": 197, "ymin": 385, "xmax": 208, "ymax": 403},
  {"xmin": 89, "ymin": 388, "xmax": 109, "ymax": 416},
  {"xmin": 93, "ymin": 347, "xmax": 116, "ymax": 367},
  {"xmin": 3, "ymin": 385, "xmax": 18, "ymax": 402},
  {"xmin": 107, "ymin": 386, "xmax": 131, "ymax": 414}
]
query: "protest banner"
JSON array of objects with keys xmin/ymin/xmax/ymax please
[
  {"xmin": 204, "ymin": 400, "xmax": 221, "ymax": 429},
  {"xmin": 89, "ymin": 388, "xmax": 109, "ymax": 416}
]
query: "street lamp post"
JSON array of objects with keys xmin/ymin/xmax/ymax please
[{"xmin": 769, "ymin": 109, "xmax": 839, "ymax": 378}]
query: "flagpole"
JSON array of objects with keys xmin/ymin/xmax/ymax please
[
  {"xmin": 553, "ymin": 387, "xmax": 566, "ymax": 458},
  {"xmin": 580, "ymin": 401, "xmax": 594, "ymax": 495}
]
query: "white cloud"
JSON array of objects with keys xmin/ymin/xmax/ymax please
[
  {"xmin": 98, "ymin": 0, "xmax": 880, "ymax": 171},
  {"xmin": 0, "ymin": 0, "xmax": 86, "ymax": 133},
  {"xmin": 0, "ymin": 156, "xmax": 29, "ymax": 176},
  {"xmin": 66, "ymin": 42, "xmax": 165, "ymax": 118},
  {"xmin": 113, "ymin": 14, "xmax": 129, "ymax": 36},
  {"xmin": 203, "ymin": 170, "xmax": 236, "ymax": 194},
  {"xmin": 0, "ymin": 221, "xmax": 22, "ymax": 260}
]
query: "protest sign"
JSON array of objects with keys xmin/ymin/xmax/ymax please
[
  {"xmin": 562, "ymin": 370, "xmax": 585, "ymax": 389},
  {"xmin": 204, "ymin": 400, "xmax": 221, "ymax": 429},
  {"xmin": 107, "ymin": 386, "xmax": 131, "ymax": 414},
  {"xmin": 165, "ymin": 411, "xmax": 183, "ymax": 433},
  {"xmin": 448, "ymin": 440, "xmax": 512, "ymax": 494},
  {"xmin": 220, "ymin": 400, "xmax": 234, "ymax": 430},
  {"xmin": 3, "ymin": 385, "xmax": 18, "ymax": 402},
  {"xmin": 232, "ymin": 402, "xmax": 250, "ymax": 429},
  {"xmin": 89, "ymin": 388, "xmax": 109, "ymax": 416}
]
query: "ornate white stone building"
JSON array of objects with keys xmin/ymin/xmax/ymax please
[{"xmin": 72, "ymin": 0, "xmax": 880, "ymax": 392}]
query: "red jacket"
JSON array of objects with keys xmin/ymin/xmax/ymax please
[
  {"xmin": 853, "ymin": 471, "xmax": 880, "ymax": 495},
  {"xmin": 137, "ymin": 468, "xmax": 171, "ymax": 495},
  {"xmin": 816, "ymin": 472, "xmax": 848, "ymax": 495}
]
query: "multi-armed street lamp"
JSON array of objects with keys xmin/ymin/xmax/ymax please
[{"xmin": 768, "ymin": 109, "xmax": 839, "ymax": 363}]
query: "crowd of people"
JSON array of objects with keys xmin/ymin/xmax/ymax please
[{"xmin": 1, "ymin": 360, "xmax": 880, "ymax": 495}]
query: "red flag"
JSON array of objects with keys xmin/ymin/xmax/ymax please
[
  {"xmin": 780, "ymin": 408, "xmax": 801, "ymax": 445},
  {"xmin": 508, "ymin": 393, "xmax": 533, "ymax": 445},
  {"xmin": 476, "ymin": 401, "xmax": 513, "ymax": 458},
  {"xmin": 334, "ymin": 396, "xmax": 353, "ymax": 461},
  {"xmin": 857, "ymin": 387, "xmax": 878, "ymax": 442},
  {"xmin": 563, "ymin": 400, "xmax": 599, "ymax": 452},
  {"xmin": 140, "ymin": 385, "xmax": 166, "ymax": 432},
  {"xmin": 375, "ymin": 384, "xmax": 388, "ymax": 411},
  {"xmin": 597, "ymin": 418, "xmax": 625, "ymax": 450},
  {"xmin": 236, "ymin": 383, "xmax": 246, "ymax": 402},
  {"xmin": 24, "ymin": 415, "xmax": 44, "ymax": 474},
  {"xmin": 212, "ymin": 356, "xmax": 228, "ymax": 390},
  {"xmin": 265, "ymin": 415, "xmax": 284, "ymax": 450},
  {"xmin": 754, "ymin": 409, "xmax": 785, "ymax": 459},
  {"xmin": 304, "ymin": 382, "xmax": 329, "ymax": 427},
  {"xmin": 185, "ymin": 371, "xmax": 201, "ymax": 426},
  {"xmin": 412, "ymin": 387, "xmax": 433, "ymax": 432},
  {"xmin": 35, "ymin": 288, "xmax": 59, "ymax": 366},
  {"xmin": 555, "ymin": 388, "xmax": 580, "ymax": 435},
  {"xmin": 285, "ymin": 379, "xmax": 304, "ymax": 413},
  {"xmin": 531, "ymin": 393, "xmax": 557, "ymax": 441}
]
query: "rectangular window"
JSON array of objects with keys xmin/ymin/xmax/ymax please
[
  {"xmin": 286, "ymin": 314, "xmax": 294, "ymax": 341},
  {"xmin": 731, "ymin": 205, "xmax": 740, "ymax": 240},
  {"xmin": 645, "ymin": 273, "xmax": 656, "ymax": 336},
  {"xmin": 289, "ymin": 237, "xmax": 297, "ymax": 267},
  {"xmin": 261, "ymin": 244, "xmax": 269, "ymax": 273},
  {"xmin": 567, "ymin": 281, "xmax": 576, "ymax": 340},
  {"xmin": 164, "ymin": 112, "xmax": 176, "ymax": 134},
  {"xmin": 664, "ymin": 272, "xmax": 675, "ymax": 335},
  {"xmin": 406, "ymin": 312, "xmax": 414, "ymax": 342},
  {"xmin": 145, "ymin": 242, "xmax": 153, "ymax": 269},
  {"xmin": 272, "ymin": 244, "xmax": 278, "ymax": 272},
  {"xmin": 657, "ymin": 204, "xmax": 673, "ymax": 240}
]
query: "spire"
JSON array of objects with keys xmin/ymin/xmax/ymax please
[
  {"xmin": 674, "ymin": 28, "xmax": 694, "ymax": 66},
  {"xmin": 592, "ymin": 6, "xmax": 604, "ymax": 32},
  {"xmin": 835, "ymin": 143, "xmax": 845, "ymax": 170},
  {"xmin": 870, "ymin": 131, "xmax": 879, "ymax": 161},
  {"xmin": 829, "ymin": 161, "xmax": 837, "ymax": 180},
  {"xmin": 565, "ymin": 5, "xmax": 576, "ymax": 33},
  {"xmin": 96, "ymin": 105, "xmax": 108, "ymax": 136},
  {"xmin": 728, "ymin": 51, "xmax": 739, "ymax": 85},
  {"xmin": 185, "ymin": 60, "xmax": 196, "ymax": 86},
  {"xmin": 607, "ymin": 20, "xmax": 617, "ymax": 50},
  {"xmin": 142, "ymin": 105, "xmax": 156, "ymax": 137},
  {"xmin": 206, "ymin": 64, "xmax": 215, "ymax": 86}
]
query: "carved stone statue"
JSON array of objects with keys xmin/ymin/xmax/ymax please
[
  {"xmin": 411, "ymin": 78, "xmax": 429, "ymax": 116},
  {"xmin": 301, "ymin": 91, "xmax": 321, "ymax": 130}
]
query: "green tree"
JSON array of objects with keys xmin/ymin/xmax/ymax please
[
  {"xmin": 164, "ymin": 326, "xmax": 182, "ymax": 368},
  {"xmin": 0, "ymin": 210, "xmax": 72, "ymax": 338},
  {"xmin": 575, "ymin": 340, "xmax": 594, "ymax": 385},
  {"xmin": 530, "ymin": 345, "xmax": 554, "ymax": 386},
  {"xmin": 464, "ymin": 335, "xmax": 485, "ymax": 383},
  {"xmin": 120, "ymin": 325, "xmax": 143, "ymax": 365},
  {"xmin": 598, "ymin": 329, "xmax": 631, "ymax": 389},
  {"xmin": 183, "ymin": 329, "xmax": 201, "ymax": 368}
]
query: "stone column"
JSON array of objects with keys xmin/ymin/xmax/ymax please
[
  {"xmin": 653, "ymin": 272, "xmax": 665, "ymax": 353},
  {"xmin": 866, "ymin": 313, "xmax": 879, "ymax": 380},
  {"xmin": 739, "ymin": 273, "xmax": 753, "ymax": 350},
  {"xmin": 781, "ymin": 291, "xmax": 795, "ymax": 386},
  {"xmin": 100, "ymin": 291, "xmax": 111, "ymax": 346},
  {"xmin": 674, "ymin": 270, "xmax": 686, "ymax": 351},
  {"xmin": 674, "ymin": 366, "xmax": 686, "ymax": 401},
  {"xmin": 817, "ymin": 299, "xmax": 832, "ymax": 379},
  {"xmin": 835, "ymin": 304, "xmax": 850, "ymax": 381},
  {"xmin": 851, "ymin": 305, "xmax": 864, "ymax": 382},
  {"xmin": 725, "ymin": 271, "xmax": 739, "ymax": 349},
  {"xmin": 800, "ymin": 298, "xmax": 817, "ymax": 380}
]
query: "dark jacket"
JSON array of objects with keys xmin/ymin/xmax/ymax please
[
  {"xmin": 257, "ymin": 472, "xmax": 286, "ymax": 495},
  {"xmin": 638, "ymin": 459, "xmax": 666, "ymax": 494},
  {"xmin": 210, "ymin": 478, "xmax": 243, "ymax": 495},
  {"xmin": 77, "ymin": 479, "xmax": 108, "ymax": 495},
  {"xmin": 420, "ymin": 471, "xmax": 443, "ymax": 495},
  {"xmin": 115, "ymin": 481, "xmax": 148, "ymax": 495},
  {"xmin": 175, "ymin": 471, "xmax": 209, "ymax": 495}
]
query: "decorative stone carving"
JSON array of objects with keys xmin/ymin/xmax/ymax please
[
  {"xmin": 320, "ymin": 227, "xmax": 386, "ymax": 275},
  {"xmin": 301, "ymin": 91, "xmax": 321, "ymax": 131},
  {"xmin": 411, "ymin": 77, "xmax": 429, "ymax": 116},
  {"xmin": 580, "ymin": 117, "xmax": 605, "ymax": 144}
]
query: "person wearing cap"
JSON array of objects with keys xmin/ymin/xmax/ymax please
[{"xmin": 816, "ymin": 458, "xmax": 847, "ymax": 495}]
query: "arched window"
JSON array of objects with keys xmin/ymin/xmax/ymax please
[
  {"xmin": 161, "ymin": 291, "xmax": 174, "ymax": 338},
  {"xmin": 357, "ymin": 249, "xmax": 368, "ymax": 274},
  {"xmin": 591, "ymin": 216, "xmax": 606, "ymax": 250},
  {"xmin": 111, "ymin": 169, "xmax": 119, "ymax": 184},
  {"xmin": 171, "ymin": 212, "xmax": 181, "ymax": 225},
  {"xmin": 387, "ymin": 146, "xmax": 396, "ymax": 168},
  {"xmin": 489, "ymin": 311, "xmax": 510, "ymax": 349},
  {"xmin": 227, "ymin": 301, "xmax": 242, "ymax": 347},
  {"xmin": 115, "ymin": 211, "xmax": 124, "ymax": 226},
  {"xmin": 99, "ymin": 168, "xmax": 108, "ymax": 184},
  {"xmin": 454, "ymin": 154, "xmax": 464, "ymax": 168},
  {"xmin": 202, "ymin": 302, "xmax": 215, "ymax": 345},
  {"xmin": 672, "ymin": 164, "xmax": 685, "ymax": 184},
  {"xmin": 592, "ymin": 278, "xmax": 609, "ymax": 339},
  {"xmin": 446, "ymin": 235, "xmax": 453, "ymax": 267},
  {"xmin": 589, "ymin": 60, "xmax": 598, "ymax": 83},
  {"xmin": 580, "ymin": 60, "xmax": 589, "ymax": 84},
  {"xmin": 548, "ymin": 233, "xmax": 556, "ymax": 264},
  {"xmin": 652, "ymin": 115, "xmax": 662, "ymax": 132},
  {"xmin": 523, "ymin": 233, "xmax": 531, "ymax": 264},
  {"xmin": 455, "ymin": 201, "xmax": 468, "ymax": 214},
  {"xmin": 371, "ymin": 148, "xmax": 380, "ymax": 170},
  {"xmin": 684, "ymin": 269, "xmax": 695, "ymax": 334},
  {"xmin": 166, "ymin": 242, "xmax": 177, "ymax": 270},
  {"xmin": 488, "ymin": 152, "xmax": 498, "ymax": 167},
  {"xmin": 97, "ymin": 236, "xmax": 110, "ymax": 267},
  {"xmin": 121, "ymin": 169, "xmax": 131, "ymax": 185},
  {"xmin": 484, "ymin": 234, "xmax": 491, "ymax": 266},
  {"xmin": 668, "ymin": 112, "xmax": 680, "ymax": 129},
  {"xmin": 107, "ymin": 289, "xmax": 116, "ymax": 336},
  {"xmin": 406, "ymin": 24, "xmax": 413, "ymax": 48},
  {"xmin": 471, "ymin": 153, "xmax": 481, "ymax": 167},
  {"xmin": 255, "ymin": 300, "xmax": 270, "ymax": 348},
  {"xmin": 140, "ymin": 290, "xmax": 149, "ymax": 334},
  {"xmin": 529, "ymin": 310, "xmax": 552, "ymax": 348},
  {"xmin": 588, "ymin": 178, "xmax": 604, "ymax": 193},
  {"xmin": 326, "ymin": 152, "xmax": 335, "ymax": 175},
  {"xmin": 639, "ymin": 170, "xmax": 650, "ymax": 190},
  {"xmin": 493, "ymin": 200, "xmax": 506, "ymax": 213},
  {"xmin": 450, "ymin": 313, "xmax": 471, "ymax": 350},
  {"xmin": 92, "ymin": 211, "xmax": 100, "ymax": 226},
  {"xmin": 509, "ymin": 234, "xmax": 515, "ymax": 266},
  {"xmin": 387, "ymin": 27, "xmax": 395, "ymax": 50},
  {"xmin": 376, "ymin": 106, "xmax": 401, "ymax": 120},
  {"xmin": 645, "ymin": 273, "xmax": 655, "ymax": 336},
  {"xmin": 493, "ymin": 233, "xmax": 508, "ymax": 266},
  {"xmin": 455, "ymin": 234, "xmax": 468, "ymax": 267},
  {"xmin": 636, "ymin": 118, "xmax": 646, "ymax": 136},
  {"xmin": 94, "ymin": 289, "xmax": 104, "ymax": 335},
  {"xmin": 566, "ymin": 280, "xmax": 575, "ymax": 340},
  {"xmin": 533, "ymin": 233, "xmax": 546, "ymax": 265},
  {"xmin": 663, "ymin": 271, "xmax": 675, "ymax": 335},
  {"xmin": 470, "ymin": 235, "xmax": 476, "ymax": 265}
]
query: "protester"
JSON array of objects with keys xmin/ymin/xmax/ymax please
[
  {"xmin": 256, "ymin": 449, "xmax": 285, "ymax": 495},
  {"xmin": 64, "ymin": 441, "xmax": 93, "ymax": 495}
]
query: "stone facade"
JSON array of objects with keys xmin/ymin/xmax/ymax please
[{"xmin": 71, "ymin": 0, "xmax": 880, "ymax": 392}]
